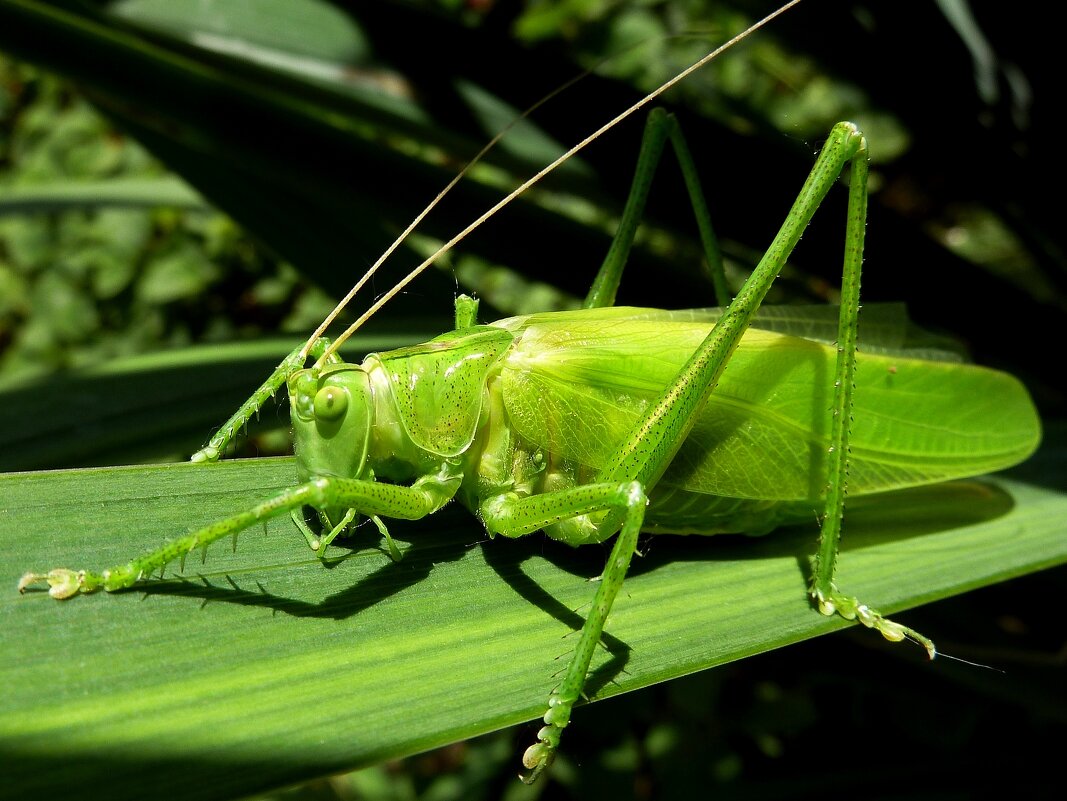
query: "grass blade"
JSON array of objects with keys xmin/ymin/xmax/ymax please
[{"xmin": 2, "ymin": 441, "xmax": 1064, "ymax": 801}]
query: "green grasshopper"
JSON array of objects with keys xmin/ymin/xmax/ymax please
[{"xmin": 17, "ymin": 3, "xmax": 1041, "ymax": 783}]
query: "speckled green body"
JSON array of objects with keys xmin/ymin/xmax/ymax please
[{"xmin": 309, "ymin": 305, "xmax": 1037, "ymax": 547}]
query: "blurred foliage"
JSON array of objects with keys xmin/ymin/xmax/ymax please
[
  {"xmin": 2, "ymin": 0, "xmax": 1062, "ymax": 390},
  {"xmin": 0, "ymin": 57, "xmax": 337, "ymax": 381},
  {"xmin": 0, "ymin": 1, "xmax": 1064, "ymax": 799},
  {"xmin": 510, "ymin": 0, "xmax": 913, "ymax": 159}
]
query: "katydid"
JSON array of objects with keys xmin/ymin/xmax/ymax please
[{"xmin": 16, "ymin": 4, "xmax": 1041, "ymax": 785}]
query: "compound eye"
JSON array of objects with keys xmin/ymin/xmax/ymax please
[{"xmin": 313, "ymin": 385, "xmax": 349, "ymax": 421}]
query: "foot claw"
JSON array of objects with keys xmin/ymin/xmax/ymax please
[
  {"xmin": 519, "ymin": 742, "xmax": 554, "ymax": 784},
  {"xmin": 18, "ymin": 569, "xmax": 82, "ymax": 599},
  {"xmin": 815, "ymin": 586, "xmax": 936, "ymax": 659},
  {"xmin": 190, "ymin": 446, "xmax": 220, "ymax": 463}
]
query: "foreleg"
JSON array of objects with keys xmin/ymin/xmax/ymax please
[{"xmin": 19, "ymin": 473, "xmax": 460, "ymax": 599}]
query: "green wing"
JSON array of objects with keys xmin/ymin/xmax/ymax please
[{"xmin": 497, "ymin": 307, "xmax": 1040, "ymax": 501}]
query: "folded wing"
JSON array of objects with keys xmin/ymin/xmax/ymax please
[{"xmin": 498, "ymin": 308, "xmax": 1039, "ymax": 501}]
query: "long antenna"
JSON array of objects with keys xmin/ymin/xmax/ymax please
[
  {"xmin": 316, "ymin": 0, "xmax": 805, "ymax": 364},
  {"xmin": 298, "ymin": 64, "xmax": 592, "ymax": 359}
]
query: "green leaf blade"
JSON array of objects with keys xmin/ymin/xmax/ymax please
[{"xmin": 2, "ymin": 448, "xmax": 1065, "ymax": 801}]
